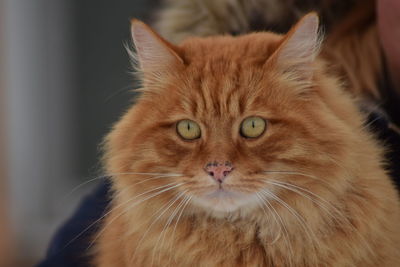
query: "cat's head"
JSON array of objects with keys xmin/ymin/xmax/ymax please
[{"xmin": 105, "ymin": 14, "xmax": 362, "ymax": 217}]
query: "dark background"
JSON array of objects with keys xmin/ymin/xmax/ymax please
[{"xmin": 75, "ymin": 0, "xmax": 152, "ymax": 177}]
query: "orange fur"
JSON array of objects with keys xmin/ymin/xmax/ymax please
[{"xmin": 94, "ymin": 14, "xmax": 400, "ymax": 266}]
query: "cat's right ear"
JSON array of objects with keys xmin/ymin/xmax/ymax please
[
  {"xmin": 130, "ymin": 19, "xmax": 184, "ymax": 76},
  {"xmin": 267, "ymin": 13, "xmax": 321, "ymax": 90}
]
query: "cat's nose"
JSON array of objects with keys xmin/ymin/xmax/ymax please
[{"xmin": 204, "ymin": 161, "xmax": 234, "ymax": 184}]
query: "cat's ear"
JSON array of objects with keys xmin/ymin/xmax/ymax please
[
  {"xmin": 269, "ymin": 13, "xmax": 321, "ymax": 82},
  {"xmin": 130, "ymin": 19, "xmax": 184, "ymax": 75}
]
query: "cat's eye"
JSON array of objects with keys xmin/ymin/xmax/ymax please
[
  {"xmin": 176, "ymin": 119, "xmax": 201, "ymax": 140},
  {"xmin": 240, "ymin": 116, "xmax": 266, "ymax": 138}
]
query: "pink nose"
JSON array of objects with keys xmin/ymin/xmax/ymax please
[{"xmin": 204, "ymin": 161, "xmax": 234, "ymax": 183}]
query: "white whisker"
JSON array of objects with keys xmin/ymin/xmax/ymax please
[
  {"xmin": 265, "ymin": 180, "xmax": 339, "ymax": 223},
  {"xmin": 261, "ymin": 189, "xmax": 319, "ymax": 265},
  {"xmin": 262, "ymin": 170, "xmax": 332, "ymax": 188},
  {"xmin": 256, "ymin": 192, "xmax": 294, "ymax": 267},
  {"xmin": 63, "ymin": 172, "xmax": 182, "ymax": 200},
  {"xmin": 131, "ymin": 189, "xmax": 187, "ymax": 265},
  {"xmin": 88, "ymin": 182, "xmax": 186, "ymax": 250},
  {"xmin": 263, "ymin": 179, "xmax": 374, "ymax": 257},
  {"xmin": 151, "ymin": 191, "xmax": 188, "ymax": 266},
  {"xmin": 167, "ymin": 195, "xmax": 192, "ymax": 265}
]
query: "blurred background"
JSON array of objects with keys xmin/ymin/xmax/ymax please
[{"xmin": 0, "ymin": 0, "xmax": 158, "ymax": 265}]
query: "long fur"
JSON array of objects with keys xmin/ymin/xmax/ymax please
[{"xmin": 94, "ymin": 15, "xmax": 400, "ymax": 266}]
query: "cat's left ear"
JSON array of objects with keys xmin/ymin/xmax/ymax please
[
  {"xmin": 269, "ymin": 13, "xmax": 321, "ymax": 82},
  {"xmin": 130, "ymin": 19, "xmax": 184, "ymax": 78}
]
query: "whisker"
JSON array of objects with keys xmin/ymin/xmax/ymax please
[
  {"xmin": 63, "ymin": 172, "xmax": 182, "ymax": 200},
  {"xmin": 256, "ymin": 192, "xmax": 294, "ymax": 267},
  {"xmin": 167, "ymin": 195, "xmax": 192, "ymax": 265},
  {"xmin": 262, "ymin": 170, "xmax": 333, "ymax": 188},
  {"xmin": 255, "ymin": 193, "xmax": 281, "ymax": 243},
  {"xmin": 265, "ymin": 180, "xmax": 340, "ymax": 223},
  {"xmin": 264, "ymin": 179, "xmax": 374, "ymax": 257},
  {"xmin": 360, "ymin": 115, "xmax": 381, "ymax": 132},
  {"xmin": 157, "ymin": 195, "xmax": 189, "ymax": 264},
  {"xmin": 260, "ymin": 189, "xmax": 320, "ymax": 265},
  {"xmin": 116, "ymin": 175, "xmax": 181, "ymax": 196},
  {"xmin": 87, "ymin": 182, "xmax": 186, "ymax": 250},
  {"xmin": 131, "ymin": 190, "xmax": 187, "ymax": 265},
  {"xmin": 62, "ymin": 175, "xmax": 110, "ymax": 199},
  {"xmin": 104, "ymin": 84, "xmax": 136, "ymax": 103},
  {"xmin": 259, "ymin": 171, "xmax": 354, "ymax": 228},
  {"xmin": 256, "ymin": 194, "xmax": 283, "ymax": 247},
  {"xmin": 66, "ymin": 182, "xmax": 182, "ymax": 251},
  {"xmin": 108, "ymin": 172, "xmax": 183, "ymax": 176},
  {"xmin": 152, "ymin": 192, "xmax": 189, "ymax": 266},
  {"xmin": 267, "ymin": 180, "xmax": 351, "ymax": 220}
]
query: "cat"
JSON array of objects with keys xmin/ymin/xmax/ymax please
[{"xmin": 94, "ymin": 14, "xmax": 400, "ymax": 266}]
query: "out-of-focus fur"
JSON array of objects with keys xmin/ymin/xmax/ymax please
[
  {"xmin": 156, "ymin": 0, "xmax": 382, "ymax": 101},
  {"xmin": 94, "ymin": 14, "xmax": 400, "ymax": 266},
  {"xmin": 322, "ymin": 1, "xmax": 382, "ymax": 101}
]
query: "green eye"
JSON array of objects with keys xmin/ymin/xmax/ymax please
[
  {"xmin": 177, "ymin": 120, "xmax": 201, "ymax": 140},
  {"xmin": 240, "ymin": 116, "xmax": 266, "ymax": 138}
]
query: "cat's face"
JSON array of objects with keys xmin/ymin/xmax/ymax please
[{"xmin": 106, "ymin": 14, "xmax": 354, "ymax": 216}]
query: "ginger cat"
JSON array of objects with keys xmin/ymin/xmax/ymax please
[{"xmin": 94, "ymin": 14, "xmax": 400, "ymax": 266}]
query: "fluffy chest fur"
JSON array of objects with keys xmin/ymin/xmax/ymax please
[{"xmin": 97, "ymin": 174, "xmax": 399, "ymax": 267}]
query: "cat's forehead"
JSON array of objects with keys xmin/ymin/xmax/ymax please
[
  {"xmin": 173, "ymin": 63, "xmax": 275, "ymax": 121},
  {"xmin": 171, "ymin": 34, "xmax": 284, "ymax": 118}
]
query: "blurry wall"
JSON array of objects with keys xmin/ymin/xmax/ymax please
[
  {"xmin": 3, "ymin": 0, "xmax": 155, "ymax": 264},
  {"xmin": 0, "ymin": 0, "xmax": 14, "ymax": 265},
  {"xmin": 4, "ymin": 0, "xmax": 80, "ymax": 263}
]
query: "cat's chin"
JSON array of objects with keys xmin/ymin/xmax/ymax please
[{"xmin": 192, "ymin": 188, "xmax": 258, "ymax": 214}]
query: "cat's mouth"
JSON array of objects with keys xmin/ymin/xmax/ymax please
[
  {"xmin": 205, "ymin": 186, "xmax": 240, "ymax": 198},
  {"xmin": 192, "ymin": 184, "xmax": 257, "ymax": 213}
]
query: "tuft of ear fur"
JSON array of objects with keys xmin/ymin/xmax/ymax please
[
  {"xmin": 270, "ymin": 13, "xmax": 322, "ymax": 84},
  {"xmin": 130, "ymin": 19, "xmax": 184, "ymax": 79}
]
